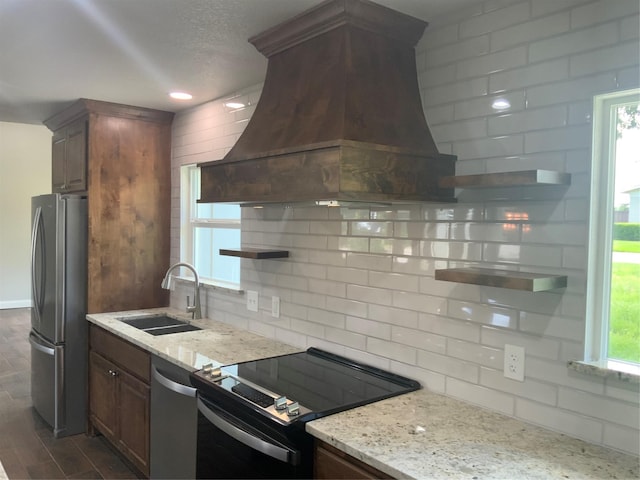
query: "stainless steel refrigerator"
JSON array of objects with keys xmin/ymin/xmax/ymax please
[{"xmin": 30, "ymin": 193, "xmax": 88, "ymax": 438}]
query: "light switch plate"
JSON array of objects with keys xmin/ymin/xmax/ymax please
[
  {"xmin": 247, "ymin": 290, "xmax": 259, "ymax": 312},
  {"xmin": 271, "ymin": 296, "xmax": 280, "ymax": 318}
]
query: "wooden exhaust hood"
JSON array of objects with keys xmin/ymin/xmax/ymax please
[{"xmin": 198, "ymin": 0, "xmax": 456, "ymax": 205}]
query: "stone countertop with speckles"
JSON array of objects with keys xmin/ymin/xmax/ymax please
[
  {"xmin": 86, "ymin": 308, "xmax": 302, "ymax": 371},
  {"xmin": 306, "ymin": 390, "xmax": 640, "ymax": 479}
]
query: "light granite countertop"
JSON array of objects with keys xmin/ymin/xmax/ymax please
[
  {"xmin": 88, "ymin": 308, "xmax": 639, "ymax": 479},
  {"xmin": 86, "ymin": 307, "xmax": 302, "ymax": 371},
  {"xmin": 306, "ymin": 390, "xmax": 640, "ymax": 479}
]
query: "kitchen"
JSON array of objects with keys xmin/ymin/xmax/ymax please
[{"xmin": 1, "ymin": 0, "xmax": 639, "ymax": 478}]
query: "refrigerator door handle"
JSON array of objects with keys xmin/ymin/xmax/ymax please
[
  {"xmin": 30, "ymin": 205, "xmax": 44, "ymax": 324},
  {"xmin": 29, "ymin": 332, "xmax": 55, "ymax": 356}
]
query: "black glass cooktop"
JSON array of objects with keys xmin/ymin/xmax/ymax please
[{"xmin": 191, "ymin": 348, "xmax": 420, "ymax": 423}]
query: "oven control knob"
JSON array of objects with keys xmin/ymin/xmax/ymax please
[
  {"xmin": 286, "ymin": 402, "xmax": 300, "ymax": 417},
  {"xmin": 274, "ymin": 396, "xmax": 287, "ymax": 410}
]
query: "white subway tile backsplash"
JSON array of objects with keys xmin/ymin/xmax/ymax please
[
  {"xmin": 621, "ymin": 14, "xmax": 640, "ymax": 41},
  {"xmin": 529, "ymin": 22, "xmax": 619, "ymax": 63},
  {"xmin": 515, "ymin": 398, "xmax": 603, "ymax": 445},
  {"xmin": 481, "ymin": 326, "xmax": 561, "ymax": 360},
  {"xmin": 424, "ymin": 35, "xmax": 490, "ymax": 67},
  {"xmin": 479, "ymin": 367, "xmax": 558, "ymax": 405},
  {"xmin": 346, "ymin": 252, "xmax": 393, "ymax": 271},
  {"xmin": 389, "ymin": 361, "xmax": 447, "ymax": 393},
  {"xmin": 559, "ymin": 387, "xmax": 640, "ymax": 428},
  {"xmin": 488, "ymin": 105, "xmax": 568, "ymax": 136},
  {"xmin": 347, "ymin": 284, "xmax": 393, "ymax": 306},
  {"xmin": 571, "ymin": 0, "xmax": 640, "ymax": 29},
  {"xmin": 368, "ymin": 304, "xmax": 419, "ymax": 329},
  {"xmin": 490, "ymin": 11, "xmax": 570, "ymax": 51},
  {"xmin": 447, "ymin": 339, "xmax": 502, "ymax": 369},
  {"xmin": 446, "ymin": 378, "xmax": 515, "ymax": 415},
  {"xmin": 530, "ymin": 0, "xmax": 587, "ymax": 18},
  {"xmin": 525, "ymin": 72, "xmax": 615, "ymax": 108},
  {"xmin": 346, "ymin": 316, "xmax": 392, "ymax": 340},
  {"xmin": 448, "ymin": 300, "xmax": 519, "ymax": 329},
  {"xmin": 489, "ymin": 58, "xmax": 569, "ymax": 93},
  {"xmin": 423, "ymin": 77, "xmax": 489, "ymax": 107},
  {"xmin": 459, "ymin": 2, "xmax": 530, "ymax": 38},
  {"xmin": 419, "ymin": 313, "xmax": 481, "ymax": 343},
  {"xmin": 419, "ymin": 351, "xmax": 480, "ymax": 384},
  {"xmin": 430, "ymin": 118, "xmax": 487, "ymax": 143},
  {"xmin": 603, "ymin": 423, "xmax": 640, "ymax": 456},
  {"xmin": 325, "ymin": 327, "xmax": 366, "ymax": 350},
  {"xmin": 326, "ymin": 266, "xmax": 368, "ymax": 285},
  {"xmin": 367, "ymin": 337, "xmax": 417, "ymax": 364},
  {"xmin": 392, "ymin": 326, "xmax": 447, "ymax": 354},
  {"xmin": 369, "ymin": 271, "xmax": 419, "ymax": 293},
  {"xmin": 453, "ymin": 134, "xmax": 524, "ymax": 161},
  {"xmin": 456, "ymin": 46, "xmax": 527, "ymax": 79},
  {"xmin": 570, "ymin": 41, "xmax": 640, "ymax": 77}
]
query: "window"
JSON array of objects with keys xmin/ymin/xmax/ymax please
[
  {"xmin": 181, "ymin": 164, "xmax": 241, "ymax": 287},
  {"xmin": 586, "ymin": 89, "xmax": 640, "ymax": 375}
]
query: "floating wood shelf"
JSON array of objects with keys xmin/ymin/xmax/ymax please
[
  {"xmin": 438, "ymin": 170, "xmax": 571, "ymax": 189},
  {"xmin": 435, "ymin": 267, "xmax": 568, "ymax": 292},
  {"xmin": 220, "ymin": 248, "xmax": 289, "ymax": 259}
]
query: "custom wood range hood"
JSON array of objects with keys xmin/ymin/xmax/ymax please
[{"xmin": 198, "ymin": 0, "xmax": 456, "ymax": 206}]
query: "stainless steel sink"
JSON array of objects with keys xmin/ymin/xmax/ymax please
[{"xmin": 120, "ymin": 315, "xmax": 202, "ymax": 336}]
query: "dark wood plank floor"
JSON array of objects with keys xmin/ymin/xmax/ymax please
[{"xmin": 0, "ymin": 308, "xmax": 139, "ymax": 479}]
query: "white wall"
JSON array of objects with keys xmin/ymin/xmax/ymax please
[
  {"xmin": 0, "ymin": 122, "xmax": 51, "ymax": 309},
  {"xmin": 170, "ymin": 0, "xmax": 640, "ymax": 456}
]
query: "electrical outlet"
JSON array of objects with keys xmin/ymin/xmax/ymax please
[
  {"xmin": 246, "ymin": 290, "xmax": 259, "ymax": 312},
  {"xmin": 271, "ymin": 296, "xmax": 280, "ymax": 318},
  {"xmin": 504, "ymin": 344, "xmax": 525, "ymax": 382}
]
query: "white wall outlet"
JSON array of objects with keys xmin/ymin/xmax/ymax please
[
  {"xmin": 504, "ymin": 344, "xmax": 525, "ymax": 382},
  {"xmin": 271, "ymin": 296, "xmax": 280, "ymax": 318},
  {"xmin": 246, "ymin": 290, "xmax": 259, "ymax": 312}
]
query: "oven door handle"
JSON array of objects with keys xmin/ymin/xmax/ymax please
[{"xmin": 197, "ymin": 397, "xmax": 299, "ymax": 465}]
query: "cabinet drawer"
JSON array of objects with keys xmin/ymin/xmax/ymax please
[{"xmin": 90, "ymin": 325, "xmax": 150, "ymax": 383}]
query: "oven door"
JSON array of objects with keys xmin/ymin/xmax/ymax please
[{"xmin": 196, "ymin": 395, "xmax": 311, "ymax": 479}]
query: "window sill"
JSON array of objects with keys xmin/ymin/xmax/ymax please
[
  {"xmin": 567, "ymin": 360, "xmax": 640, "ymax": 384},
  {"xmin": 172, "ymin": 275, "xmax": 243, "ymax": 295}
]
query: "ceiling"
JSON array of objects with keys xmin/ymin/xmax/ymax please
[{"xmin": 0, "ymin": 0, "xmax": 483, "ymax": 126}]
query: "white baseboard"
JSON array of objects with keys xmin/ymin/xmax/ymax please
[{"xmin": 0, "ymin": 299, "xmax": 31, "ymax": 309}]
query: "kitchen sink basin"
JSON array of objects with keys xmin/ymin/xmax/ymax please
[{"xmin": 120, "ymin": 315, "xmax": 202, "ymax": 336}]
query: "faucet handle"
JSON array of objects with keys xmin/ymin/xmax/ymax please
[{"xmin": 186, "ymin": 295, "xmax": 196, "ymax": 317}]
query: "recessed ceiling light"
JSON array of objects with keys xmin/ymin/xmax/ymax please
[
  {"xmin": 169, "ymin": 92, "xmax": 193, "ymax": 100},
  {"xmin": 224, "ymin": 102, "xmax": 245, "ymax": 109},
  {"xmin": 491, "ymin": 98, "xmax": 511, "ymax": 110}
]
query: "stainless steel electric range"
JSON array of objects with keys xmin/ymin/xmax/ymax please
[{"xmin": 189, "ymin": 347, "xmax": 420, "ymax": 479}]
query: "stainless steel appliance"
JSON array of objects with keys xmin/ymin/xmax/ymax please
[
  {"xmin": 190, "ymin": 348, "xmax": 421, "ymax": 479},
  {"xmin": 30, "ymin": 193, "xmax": 87, "ymax": 437},
  {"xmin": 150, "ymin": 355, "xmax": 198, "ymax": 479}
]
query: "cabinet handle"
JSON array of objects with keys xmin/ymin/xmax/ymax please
[{"xmin": 108, "ymin": 369, "xmax": 119, "ymax": 377}]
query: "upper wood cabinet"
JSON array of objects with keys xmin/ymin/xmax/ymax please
[
  {"xmin": 45, "ymin": 99, "xmax": 175, "ymax": 313},
  {"xmin": 51, "ymin": 118, "xmax": 87, "ymax": 193}
]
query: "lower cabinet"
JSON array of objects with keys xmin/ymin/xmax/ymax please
[
  {"xmin": 314, "ymin": 440, "xmax": 392, "ymax": 479},
  {"xmin": 89, "ymin": 325, "xmax": 150, "ymax": 477}
]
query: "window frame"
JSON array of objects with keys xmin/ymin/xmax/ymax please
[
  {"xmin": 585, "ymin": 88, "xmax": 639, "ymax": 374},
  {"xmin": 180, "ymin": 164, "xmax": 241, "ymax": 288}
]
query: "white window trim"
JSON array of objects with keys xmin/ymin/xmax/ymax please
[
  {"xmin": 580, "ymin": 88, "xmax": 639, "ymax": 381},
  {"xmin": 180, "ymin": 164, "xmax": 242, "ymax": 291}
]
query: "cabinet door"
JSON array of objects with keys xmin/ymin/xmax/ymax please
[
  {"xmin": 64, "ymin": 120, "xmax": 87, "ymax": 192},
  {"xmin": 51, "ymin": 130, "xmax": 67, "ymax": 193},
  {"xmin": 88, "ymin": 351, "xmax": 118, "ymax": 440},
  {"xmin": 119, "ymin": 369, "xmax": 150, "ymax": 476}
]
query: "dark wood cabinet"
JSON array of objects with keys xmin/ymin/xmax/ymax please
[
  {"xmin": 314, "ymin": 440, "xmax": 392, "ymax": 479},
  {"xmin": 89, "ymin": 325, "xmax": 150, "ymax": 477},
  {"xmin": 45, "ymin": 99, "xmax": 174, "ymax": 313},
  {"xmin": 51, "ymin": 118, "xmax": 87, "ymax": 193}
]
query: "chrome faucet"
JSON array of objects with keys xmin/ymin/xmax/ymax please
[{"xmin": 161, "ymin": 262, "xmax": 202, "ymax": 319}]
